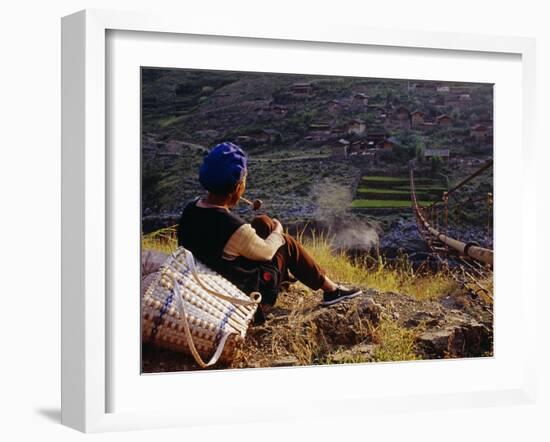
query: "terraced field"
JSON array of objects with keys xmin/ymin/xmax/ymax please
[{"xmin": 352, "ymin": 175, "xmax": 446, "ymax": 210}]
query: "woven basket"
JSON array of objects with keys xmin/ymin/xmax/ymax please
[{"xmin": 141, "ymin": 247, "xmax": 261, "ymax": 368}]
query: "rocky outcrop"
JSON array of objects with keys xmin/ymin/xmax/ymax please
[
  {"xmin": 142, "ymin": 284, "xmax": 493, "ymax": 373},
  {"xmin": 416, "ymin": 321, "xmax": 491, "ymax": 358},
  {"xmin": 372, "ymin": 290, "xmax": 492, "ymax": 359},
  {"xmin": 237, "ymin": 294, "xmax": 382, "ymax": 368},
  {"xmin": 302, "ymin": 296, "xmax": 381, "ymax": 346}
]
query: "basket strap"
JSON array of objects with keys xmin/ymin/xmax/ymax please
[
  {"xmin": 182, "ymin": 248, "xmax": 262, "ymax": 306},
  {"xmin": 173, "ymin": 276, "xmax": 232, "ymax": 368}
]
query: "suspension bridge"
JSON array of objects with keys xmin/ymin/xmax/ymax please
[{"xmin": 410, "ymin": 159, "xmax": 494, "ymax": 306}]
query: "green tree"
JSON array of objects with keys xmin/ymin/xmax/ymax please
[
  {"xmin": 415, "ymin": 145, "xmax": 425, "ymax": 162},
  {"xmin": 450, "ymin": 108, "xmax": 461, "ymax": 121},
  {"xmin": 430, "ymin": 156, "xmax": 442, "ymax": 173}
]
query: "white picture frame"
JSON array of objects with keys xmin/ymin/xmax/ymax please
[{"xmin": 61, "ymin": 9, "xmax": 537, "ymax": 433}]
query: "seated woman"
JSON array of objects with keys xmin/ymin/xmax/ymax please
[{"xmin": 177, "ymin": 142, "xmax": 362, "ymax": 316}]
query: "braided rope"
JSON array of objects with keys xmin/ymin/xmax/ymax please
[{"xmin": 182, "ymin": 248, "xmax": 261, "ymax": 306}]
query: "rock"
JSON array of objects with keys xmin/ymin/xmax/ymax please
[
  {"xmin": 417, "ymin": 329, "xmax": 453, "ymax": 357},
  {"xmin": 416, "ymin": 320, "xmax": 492, "ymax": 359},
  {"xmin": 448, "ymin": 320, "xmax": 491, "ymax": 357},
  {"xmin": 271, "ymin": 355, "xmax": 300, "ymax": 367},
  {"xmin": 247, "ymin": 362, "xmax": 263, "ymax": 369},
  {"xmin": 355, "ymin": 343, "xmax": 377, "ymax": 355},
  {"xmin": 304, "ymin": 296, "xmax": 382, "ymax": 346},
  {"xmin": 403, "ymin": 311, "xmax": 442, "ymax": 328},
  {"xmin": 328, "ymin": 353, "xmax": 351, "ymax": 364},
  {"xmin": 328, "ymin": 343, "xmax": 376, "ymax": 364},
  {"xmin": 440, "ymin": 294, "xmax": 467, "ymax": 311}
]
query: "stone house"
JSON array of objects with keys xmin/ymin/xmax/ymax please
[
  {"xmin": 368, "ymin": 104, "xmax": 387, "ymax": 119},
  {"xmin": 290, "ymin": 82, "xmax": 313, "ymax": 95},
  {"xmin": 271, "ymin": 104, "xmax": 288, "ymax": 116},
  {"xmin": 331, "ymin": 139, "xmax": 350, "ymax": 160},
  {"xmin": 347, "ymin": 118, "xmax": 366, "ymax": 135},
  {"xmin": 238, "ymin": 129, "xmax": 282, "ymax": 145},
  {"xmin": 378, "ymin": 137, "xmax": 397, "ymax": 151},
  {"xmin": 471, "ymin": 124, "xmax": 488, "ymax": 140},
  {"xmin": 328, "ymin": 99, "xmax": 348, "ymax": 113},
  {"xmin": 309, "ymin": 122, "xmax": 331, "ymax": 132},
  {"xmin": 436, "ymin": 114, "xmax": 453, "ymax": 126},
  {"xmin": 410, "ymin": 110, "xmax": 426, "ymax": 127},
  {"xmin": 262, "ymin": 129, "xmax": 283, "ymax": 143},
  {"xmin": 353, "ymin": 93, "xmax": 369, "ymax": 106},
  {"xmin": 365, "ymin": 128, "xmax": 387, "ymax": 148},
  {"xmin": 307, "ymin": 122, "xmax": 332, "ymax": 141},
  {"xmin": 395, "ymin": 105, "xmax": 410, "ymax": 121},
  {"xmin": 424, "ymin": 148, "xmax": 450, "ymax": 160},
  {"xmin": 347, "ymin": 142, "xmax": 361, "ymax": 156}
]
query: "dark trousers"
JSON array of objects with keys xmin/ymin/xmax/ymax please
[{"xmin": 250, "ymin": 215, "xmax": 327, "ymax": 291}]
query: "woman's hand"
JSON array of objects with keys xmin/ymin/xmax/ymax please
[{"xmin": 272, "ymin": 218, "xmax": 283, "ymax": 234}]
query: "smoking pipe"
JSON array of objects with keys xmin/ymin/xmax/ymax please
[{"xmin": 240, "ymin": 196, "xmax": 263, "ymax": 211}]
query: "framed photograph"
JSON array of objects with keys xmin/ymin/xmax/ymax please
[
  {"xmin": 61, "ymin": 9, "xmax": 537, "ymax": 433},
  {"xmin": 139, "ymin": 67, "xmax": 496, "ymax": 375}
]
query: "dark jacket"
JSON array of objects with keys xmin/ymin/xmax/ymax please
[{"xmin": 177, "ymin": 198, "xmax": 281, "ymax": 305}]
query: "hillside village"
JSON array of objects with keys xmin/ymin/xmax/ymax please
[
  {"xmin": 141, "ymin": 70, "xmax": 493, "ymax": 258},
  {"xmin": 143, "ymin": 71, "xmax": 493, "ymax": 158},
  {"xmin": 143, "ymin": 71, "xmax": 492, "ymax": 165}
]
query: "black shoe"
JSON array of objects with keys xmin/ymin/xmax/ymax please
[{"xmin": 322, "ymin": 286, "xmax": 362, "ymax": 306}]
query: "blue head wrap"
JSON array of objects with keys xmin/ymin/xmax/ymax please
[{"xmin": 199, "ymin": 142, "xmax": 248, "ymax": 194}]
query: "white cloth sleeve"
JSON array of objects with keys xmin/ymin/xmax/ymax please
[{"xmin": 222, "ymin": 223, "xmax": 286, "ymax": 261}]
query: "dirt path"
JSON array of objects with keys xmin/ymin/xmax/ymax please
[{"xmin": 249, "ymin": 154, "xmax": 330, "ymax": 163}]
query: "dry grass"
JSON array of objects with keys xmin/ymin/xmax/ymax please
[
  {"xmin": 295, "ymin": 229, "xmax": 458, "ymax": 301},
  {"xmin": 322, "ymin": 315, "xmax": 419, "ymax": 364},
  {"xmin": 141, "ymin": 225, "xmax": 178, "ymax": 254},
  {"xmin": 464, "ymin": 274, "xmax": 494, "ymax": 304},
  {"xmin": 270, "ymin": 317, "xmax": 322, "ymax": 365},
  {"xmin": 142, "ymin": 225, "xmax": 458, "ymax": 302},
  {"xmin": 371, "ymin": 315, "xmax": 420, "ymax": 362}
]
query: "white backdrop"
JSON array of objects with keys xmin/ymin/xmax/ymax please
[{"xmin": 0, "ymin": 1, "xmax": 548, "ymax": 441}]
